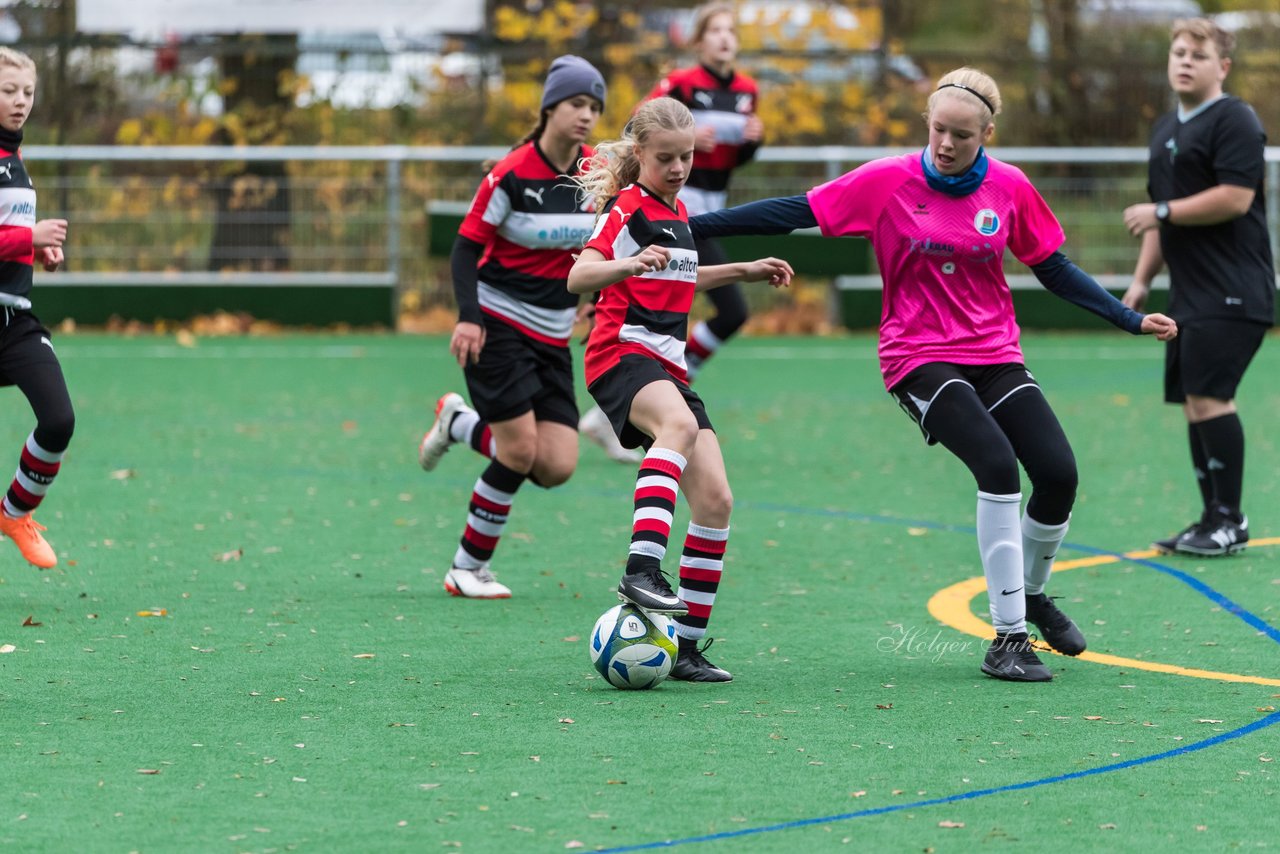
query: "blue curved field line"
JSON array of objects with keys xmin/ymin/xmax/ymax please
[
  {"xmin": 594, "ymin": 710, "xmax": 1280, "ymax": 853},
  {"xmin": 744, "ymin": 500, "xmax": 1280, "ymax": 644}
]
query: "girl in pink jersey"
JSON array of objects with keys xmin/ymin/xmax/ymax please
[
  {"xmin": 691, "ymin": 68, "xmax": 1178, "ymax": 683},
  {"xmin": 568, "ymin": 97, "xmax": 791, "ymax": 682}
]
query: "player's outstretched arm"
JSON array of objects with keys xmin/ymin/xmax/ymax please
[
  {"xmin": 690, "ymin": 195, "xmax": 816, "ymax": 240},
  {"xmin": 697, "ymin": 257, "xmax": 793, "ymax": 292}
]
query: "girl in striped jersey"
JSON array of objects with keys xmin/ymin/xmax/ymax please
[
  {"xmin": 417, "ymin": 56, "xmax": 607, "ymax": 599},
  {"xmin": 568, "ymin": 97, "xmax": 792, "ymax": 682},
  {"xmin": 690, "ymin": 68, "xmax": 1179, "ymax": 683},
  {"xmin": 0, "ymin": 48, "xmax": 72, "ymax": 570},
  {"xmin": 645, "ymin": 3, "xmax": 763, "ymax": 381}
]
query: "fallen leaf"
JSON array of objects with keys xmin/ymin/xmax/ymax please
[
  {"xmin": 21, "ymin": 616, "xmax": 41, "ymax": 627},
  {"xmin": 562, "ymin": 636, "xmax": 580, "ymax": 642},
  {"xmin": 109, "ymin": 468, "xmax": 136, "ymax": 480},
  {"xmin": 417, "ymin": 783, "xmax": 442, "ymax": 790},
  {"xmin": 606, "ymin": 780, "xmax": 627, "ymax": 785},
  {"xmin": 558, "ymin": 718, "xmax": 574, "ymax": 724},
  {"xmin": 850, "ymin": 791, "xmax": 867, "ymax": 798},
  {"xmin": 1195, "ymin": 719, "xmax": 1224, "ymax": 724},
  {"xmin": 565, "ymin": 843, "xmax": 585, "ymax": 850},
  {"xmin": 1084, "ymin": 716, "xmax": 1103, "ymax": 721},
  {"xmin": 353, "ymin": 653, "xmax": 376, "ymax": 659},
  {"xmin": 1, "ymin": 644, "xmax": 18, "ymax": 653},
  {"xmin": 217, "ymin": 549, "xmax": 243, "ymax": 563},
  {"xmin": 875, "ymin": 703, "xmax": 893, "ymax": 710},
  {"xmin": 136, "ymin": 769, "xmax": 160, "ymax": 775},
  {"xmin": 907, "ymin": 527, "xmax": 928, "ymax": 536},
  {"xmin": 136, "ymin": 609, "xmax": 168, "ymax": 617},
  {"xmin": 938, "ymin": 820, "xmax": 965, "ymax": 829},
  {"xmin": 1099, "ymin": 823, "xmax": 1117, "ymax": 830}
]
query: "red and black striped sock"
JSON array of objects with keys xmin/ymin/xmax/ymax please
[
  {"xmin": 625, "ymin": 447, "xmax": 686, "ymax": 574},
  {"xmin": 3, "ymin": 433, "xmax": 63, "ymax": 518},
  {"xmin": 452, "ymin": 459, "xmax": 525, "ymax": 570},
  {"xmin": 674, "ymin": 523, "xmax": 729, "ymax": 640}
]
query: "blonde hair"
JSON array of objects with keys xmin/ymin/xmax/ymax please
[
  {"xmin": 0, "ymin": 48, "xmax": 36, "ymax": 78},
  {"xmin": 576, "ymin": 97, "xmax": 695, "ymax": 216},
  {"xmin": 1171, "ymin": 17, "xmax": 1235, "ymax": 59},
  {"xmin": 691, "ymin": 3, "xmax": 736, "ymax": 45},
  {"xmin": 926, "ymin": 67, "xmax": 1002, "ymax": 126}
]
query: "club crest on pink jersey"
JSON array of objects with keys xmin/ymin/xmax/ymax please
[{"xmin": 974, "ymin": 208, "xmax": 1000, "ymax": 236}]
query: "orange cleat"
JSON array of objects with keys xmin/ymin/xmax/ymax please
[{"xmin": 0, "ymin": 512, "xmax": 57, "ymax": 569}]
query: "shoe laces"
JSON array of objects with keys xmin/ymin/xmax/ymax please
[
  {"xmin": 682, "ymin": 637, "xmax": 716, "ymax": 666},
  {"xmin": 472, "ymin": 566, "xmax": 498, "ymax": 584},
  {"xmin": 995, "ymin": 632, "xmax": 1042, "ymax": 662},
  {"xmin": 1028, "ymin": 595, "xmax": 1073, "ymax": 632},
  {"xmin": 639, "ymin": 563, "xmax": 678, "ymax": 596},
  {"xmin": 4, "ymin": 513, "xmax": 46, "ymax": 537}
]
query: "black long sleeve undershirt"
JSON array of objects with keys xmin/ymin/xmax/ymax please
[{"xmin": 450, "ymin": 235, "xmax": 486, "ymax": 325}]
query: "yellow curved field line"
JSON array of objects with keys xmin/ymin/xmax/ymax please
[{"xmin": 926, "ymin": 537, "xmax": 1280, "ymax": 687}]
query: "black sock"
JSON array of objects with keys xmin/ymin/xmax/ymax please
[
  {"xmin": 1193, "ymin": 413, "xmax": 1245, "ymax": 516},
  {"xmin": 1186, "ymin": 422, "xmax": 1213, "ymax": 513}
]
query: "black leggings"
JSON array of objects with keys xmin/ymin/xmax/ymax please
[
  {"xmin": 694, "ymin": 237, "xmax": 749, "ymax": 340},
  {"xmin": 922, "ymin": 383, "xmax": 1077, "ymax": 525},
  {"xmin": 0, "ymin": 313, "xmax": 75, "ymax": 453}
]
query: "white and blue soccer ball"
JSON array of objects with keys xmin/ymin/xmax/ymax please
[{"xmin": 589, "ymin": 603, "xmax": 678, "ymax": 690}]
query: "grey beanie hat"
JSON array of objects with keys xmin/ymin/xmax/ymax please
[{"xmin": 540, "ymin": 55, "xmax": 607, "ymax": 111}]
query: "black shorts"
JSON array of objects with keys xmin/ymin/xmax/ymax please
[
  {"xmin": 0, "ymin": 311, "xmax": 61, "ymax": 386},
  {"xmin": 890, "ymin": 361, "xmax": 1040, "ymax": 445},
  {"xmin": 1164, "ymin": 319, "xmax": 1267, "ymax": 404},
  {"xmin": 463, "ymin": 318, "xmax": 578, "ymax": 427},
  {"xmin": 587, "ymin": 354, "xmax": 714, "ymax": 451}
]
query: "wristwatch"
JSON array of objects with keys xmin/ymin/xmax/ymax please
[{"xmin": 1154, "ymin": 201, "xmax": 1171, "ymax": 223}]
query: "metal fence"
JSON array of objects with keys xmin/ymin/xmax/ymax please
[{"xmin": 24, "ymin": 145, "xmax": 1280, "ymax": 304}]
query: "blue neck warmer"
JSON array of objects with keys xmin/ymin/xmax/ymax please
[{"xmin": 921, "ymin": 147, "xmax": 988, "ymax": 197}]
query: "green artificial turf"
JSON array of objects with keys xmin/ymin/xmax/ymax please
[{"xmin": 0, "ymin": 332, "xmax": 1275, "ymax": 852}]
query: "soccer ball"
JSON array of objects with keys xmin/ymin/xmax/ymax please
[{"xmin": 589, "ymin": 603, "xmax": 678, "ymax": 690}]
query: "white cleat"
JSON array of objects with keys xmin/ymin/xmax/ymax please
[
  {"xmin": 580, "ymin": 405, "xmax": 642, "ymax": 464},
  {"xmin": 443, "ymin": 566, "xmax": 512, "ymax": 599},
  {"xmin": 418, "ymin": 392, "xmax": 467, "ymax": 471}
]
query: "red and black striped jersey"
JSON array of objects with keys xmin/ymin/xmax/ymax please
[
  {"xmin": 646, "ymin": 64, "xmax": 759, "ymax": 215},
  {"xmin": 0, "ymin": 148, "xmax": 36, "ymax": 298},
  {"xmin": 582, "ymin": 183, "xmax": 699, "ymax": 385},
  {"xmin": 458, "ymin": 141, "xmax": 596, "ymax": 346}
]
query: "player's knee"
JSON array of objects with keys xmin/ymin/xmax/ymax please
[
  {"xmin": 707, "ymin": 485, "xmax": 733, "ymax": 521},
  {"xmin": 533, "ymin": 458, "xmax": 576, "ymax": 488},
  {"xmin": 496, "ymin": 437, "xmax": 538, "ymax": 474},
  {"xmin": 971, "ymin": 452, "xmax": 1020, "ymax": 496},
  {"xmin": 35, "ymin": 410, "xmax": 75, "ymax": 453},
  {"xmin": 656, "ymin": 414, "xmax": 700, "ymax": 456}
]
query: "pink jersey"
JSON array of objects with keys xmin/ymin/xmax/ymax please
[{"xmin": 807, "ymin": 152, "xmax": 1065, "ymax": 390}]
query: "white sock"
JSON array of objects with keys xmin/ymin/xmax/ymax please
[
  {"xmin": 977, "ymin": 491, "xmax": 1025, "ymax": 635},
  {"xmin": 1023, "ymin": 513, "xmax": 1069, "ymax": 595},
  {"xmin": 448, "ymin": 408, "xmax": 481, "ymax": 445}
]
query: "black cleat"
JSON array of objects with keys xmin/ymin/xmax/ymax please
[
  {"xmin": 617, "ymin": 565, "xmax": 687, "ymax": 615},
  {"xmin": 1152, "ymin": 515, "xmax": 1206, "ymax": 553},
  {"xmin": 981, "ymin": 632, "xmax": 1052, "ymax": 682},
  {"xmin": 670, "ymin": 637, "xmax": 732, "ymax": 682},
  {"xmin": 1175, "ymin": 511, "xmax": 1248, "ymax": 557},
  {"xmin": 1025, "ymin": 592, "xmax": 1087, "ymax": 656}
]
